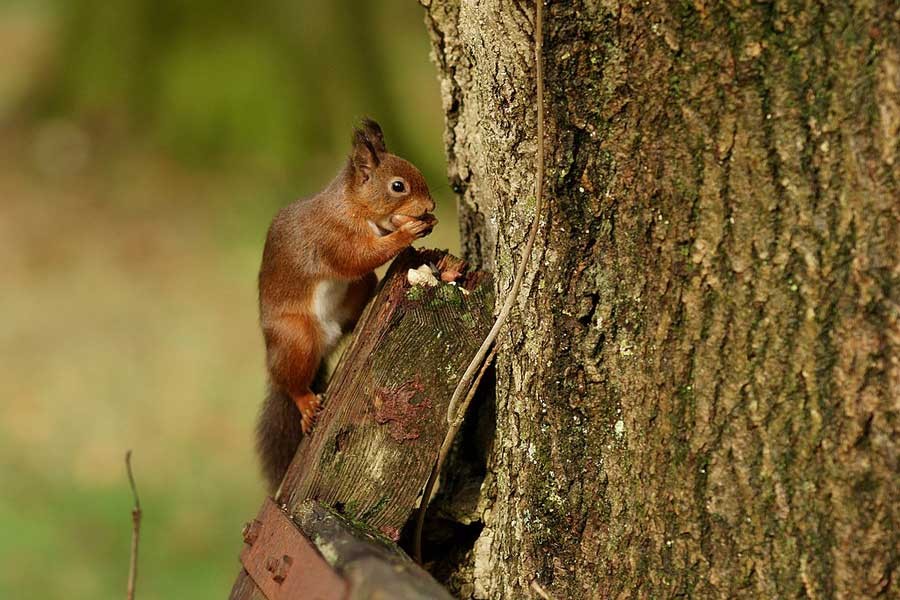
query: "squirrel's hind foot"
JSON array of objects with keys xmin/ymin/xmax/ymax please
[{"xmin": 294, "ymin": 392, "xmax": 323, "ymax": 434}]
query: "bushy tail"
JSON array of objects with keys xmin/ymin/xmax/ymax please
[
  {"xmin": 256, "ymin": 368, "xmax": 328, "ymax": 492},
  {"xmin": 256, "ymin": 386, "xmax": 302, "ymax": 492}
]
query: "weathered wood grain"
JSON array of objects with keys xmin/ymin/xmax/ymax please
[
  {"xmin": 229, "ymin": 248, "xmax": 493, "ymax": 599},
  {"xmin": 277, "ymin": 248, "xmax": 492, "ymax": 530}
]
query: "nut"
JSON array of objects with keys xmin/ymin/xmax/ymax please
[{"xmin": 407, "ymin": 264, "xmax": 439, "ymax": 287}]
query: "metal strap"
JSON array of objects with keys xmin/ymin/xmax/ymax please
[{"xmin": 240, "ymin": 498, "xmax": 347, "ymax": 600}]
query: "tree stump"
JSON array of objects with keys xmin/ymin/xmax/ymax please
[{"xmin": 229, "ymin": 248, "xmax": 493, "ymax": 599}]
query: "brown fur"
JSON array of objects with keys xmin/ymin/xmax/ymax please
[{"xmin": 256, "ymin": 119, "xmax": 435, "ymax": 491}]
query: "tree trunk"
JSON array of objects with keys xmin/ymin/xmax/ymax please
[{"xmin": 420, "ymin": 1, "xmax": 899, "ymax": 598}]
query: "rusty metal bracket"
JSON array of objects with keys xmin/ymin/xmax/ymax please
[{"xmin": 240, "ymin": 497, "xmax": 347, "ymax": 600}]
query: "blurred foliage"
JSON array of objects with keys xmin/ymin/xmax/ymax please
[
  {"xmin": 36, "ymin": 0, "xmax": 446, "ymax": 183},
  {"xmin": 0, "ymin": 1, "xmax": 456, "ymax": 599}
]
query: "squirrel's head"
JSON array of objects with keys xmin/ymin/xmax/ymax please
[{"xmin": 347, "ymin": 119, "xmax": 435, "ymax": 234}]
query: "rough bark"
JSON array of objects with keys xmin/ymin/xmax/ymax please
[{"xmin": 421, "ymin": 1, "xmax": 899, "ymax": 598}]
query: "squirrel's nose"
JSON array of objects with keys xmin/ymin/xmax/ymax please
[{"xmin": 425, "ymin": 196, "xmax": 435, "ymax": 213}]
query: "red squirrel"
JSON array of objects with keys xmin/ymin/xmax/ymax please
[{"xmin": 256, "ymin": 119, "xmax": 436, "ymax": 490}]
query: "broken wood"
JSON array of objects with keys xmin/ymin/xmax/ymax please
[
  {"xmin": 230, "ymin": 499, "xmax": 454, "ymax": 600},
  {"xmin": 229, "ymin": 248, "xmax": 493, "ymax": 599},
  {"xmin": 237, "ymin": 498, "xmax": 347, "ymax": 600}
]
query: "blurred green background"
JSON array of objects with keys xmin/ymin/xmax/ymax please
[{"xmin": 0, "ymin": 1, "xmax": 455, "ymax": 597}]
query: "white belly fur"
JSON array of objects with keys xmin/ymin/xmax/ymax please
[{"xmin": 312, "ymin": 279, "xmax": 349, "ymax": 351}]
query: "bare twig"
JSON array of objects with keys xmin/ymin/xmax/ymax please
[
  {"xmin": 125, "ymin": 450, "xmax": 142, "ymax": 600},
  {"xmin": 414, "ymin": 0, "xmax": 547, "ymax": 562}
]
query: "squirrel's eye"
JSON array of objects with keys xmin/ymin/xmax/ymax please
[{"xmin": 391, "ymin": 180, "xmax": 406, "ymax": 193}]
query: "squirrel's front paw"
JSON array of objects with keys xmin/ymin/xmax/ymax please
[{"xmin": 398, "ymin": 214, "xmax": 437, "ymax": 239}]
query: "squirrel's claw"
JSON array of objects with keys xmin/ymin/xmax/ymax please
[{"xmin": 295, "ymin": 392, "xmax": 324, "ymax": 435}]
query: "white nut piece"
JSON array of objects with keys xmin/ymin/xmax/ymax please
[{"xmin": 407, "ymin": 265, "xmax": 439, "ymax": 287}]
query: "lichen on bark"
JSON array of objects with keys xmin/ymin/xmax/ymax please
[{"xmin": 421, "ymin": 0, "xmax": 899, "ymax": 598}]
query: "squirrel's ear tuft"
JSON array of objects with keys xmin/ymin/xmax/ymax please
[
  {"xmin": 351, "ymin": 129, "xmax": 379, "ymax": 183},
  {"xmin": 360, "ymin": 118, "xmax": 386, "ymax": 153}
]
